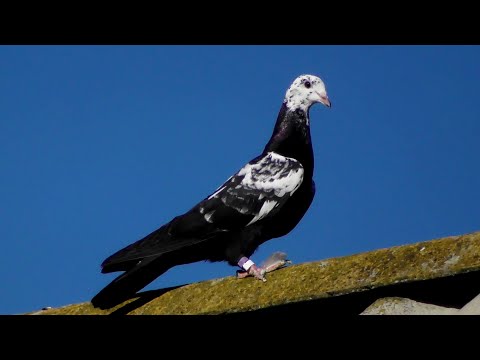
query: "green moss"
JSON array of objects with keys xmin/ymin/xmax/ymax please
[{"xmin": 30, "ymin": 231, "xmax": 480, "ymax": 315}]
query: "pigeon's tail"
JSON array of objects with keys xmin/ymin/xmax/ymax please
[{"xmin": 91, "ymin": 256, "xmax": 171, "ymax": 310}]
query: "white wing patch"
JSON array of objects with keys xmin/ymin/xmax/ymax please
[
  {"xmin": 239, "ymin": 152, "xmax": 304, "ymax": 198},
  {"xmin": 204, "ymin": 211, "xmax": 215, "ymax": 223},
  {"xmin": 204, "ymin": 152, "xmax": 304, "ymax": 227},
  {"xmin": 246, "ymin": 199, "xmax": 278, "ymax": 226}
]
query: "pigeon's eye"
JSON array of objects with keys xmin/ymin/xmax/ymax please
[{"xmin": 304, "ymin": 81, "xmax": 311, "ymax": 88}]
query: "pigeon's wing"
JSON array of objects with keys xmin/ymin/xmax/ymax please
[
  {"xmin": 200, "ymin": 151, "xmax": 305, "ymax": 229},
  {"xmin": 101, "ymin": 152, "xmax": 304, "ymax": 272}
]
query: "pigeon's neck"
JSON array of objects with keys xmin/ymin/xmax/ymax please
[{"xmin": 263, "ymin": 103, "xmax": 314, "ymax": 176}]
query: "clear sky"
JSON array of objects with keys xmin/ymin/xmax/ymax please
[{"xmin": 1, "ymin": 45, "xmax": 479, "ymax": 314}]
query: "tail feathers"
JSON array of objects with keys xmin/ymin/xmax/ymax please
[{"xmin": 91, "ymin": 256, "xmax": 170, "ymax": 310}]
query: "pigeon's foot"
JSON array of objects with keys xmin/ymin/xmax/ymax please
[
  {"xmin": 262, "ymin": 251, "xmax": 292, "ymax": 273},
  {"xmin": 236, "ymin": 252, "xmax": 291, "ymax": 281},
  {"xmin": 237, "ymin": 264, "xmax": 267, "ymax": 281}
]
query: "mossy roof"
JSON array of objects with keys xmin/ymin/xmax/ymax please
[{"xmin": 29, "ymin": 231, "xmax": 480, "ymax": 315}]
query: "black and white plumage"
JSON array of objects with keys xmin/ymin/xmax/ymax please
[{"xmin": 91, "ymin": 74, "xmax": 331, "ymax": 309}]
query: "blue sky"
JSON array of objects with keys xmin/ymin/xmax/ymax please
[{"xmin": 1, "ymin": 45, "xmax": 479, "ymax": 314}]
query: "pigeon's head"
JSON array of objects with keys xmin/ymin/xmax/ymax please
[{"xmin": 284, "ymin": 74, "xmax": 331, "ymax": 112}]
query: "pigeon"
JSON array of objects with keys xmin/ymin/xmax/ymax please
[{"xmin": 91, "ymin": 74, "xmax": 331, "ymax": 309}]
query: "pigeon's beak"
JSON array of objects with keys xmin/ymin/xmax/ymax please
[{"xmin": 319, "ymin": 93, "xmax": 331, "ymax": 108}]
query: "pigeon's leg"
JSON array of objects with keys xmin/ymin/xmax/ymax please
[
  {"xmin": 236, "ymin": 252, "xmax": 291, "ymax": 282},
  {"xmin": 237, "ymin": 264, "xmax": 266, "ymax": 281}
]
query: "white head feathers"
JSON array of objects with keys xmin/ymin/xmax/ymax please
[{"xmin": 284, "ymin": 74, "xmax": 331, "ymax": 112}]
